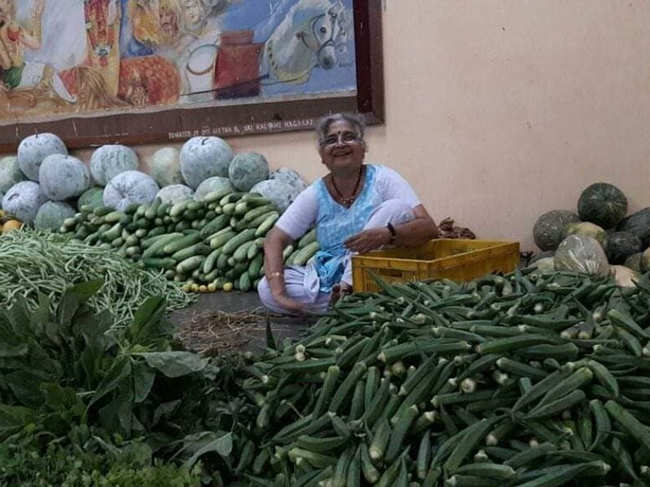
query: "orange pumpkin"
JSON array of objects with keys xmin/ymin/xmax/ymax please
[{"xmin": 2, "ymin": 220, "xmax": 22, "ymax": 233}]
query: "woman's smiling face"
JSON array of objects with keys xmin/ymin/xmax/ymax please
[{"xmin": 319, "ymin": 120, "xmax": 365, "ymax": 171}]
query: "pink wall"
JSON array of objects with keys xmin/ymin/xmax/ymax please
[{"xmin": 76, "ymin": 1, "xmax": 650, "ymax": 251}]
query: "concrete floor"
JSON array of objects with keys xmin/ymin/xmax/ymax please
[{"xmin": 169, "ymin": 291, "xmax": 315, "ymax": 352}]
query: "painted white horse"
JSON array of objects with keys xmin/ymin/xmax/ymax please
[
  {"xmin": 182, "ymin": 0, "xmax": 351, "ymax": 99},
  {"xmin": 258, "ymin": 0, "xmax": 351, "ymax": 85}
]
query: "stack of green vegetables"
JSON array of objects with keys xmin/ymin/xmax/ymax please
[
  {"xmin": 59, "ymin": 187, "xmax": 319, "ymax": 292},
  {"xmin": 0, "ymin": 229, "xmax": 194, "ymax": 327},
  {"xmin": 234, "ymin": 269, "xmax": 650, "ymax": 486}
]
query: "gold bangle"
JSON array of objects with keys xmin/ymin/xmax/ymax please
[{"xmin": 268, "ymin": 271, "xmax": 282, "ymax": 281}]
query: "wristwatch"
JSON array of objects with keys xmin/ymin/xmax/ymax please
[{"xmin": 386, "ymin": 222, "xmax": 396, "ymax": 244}]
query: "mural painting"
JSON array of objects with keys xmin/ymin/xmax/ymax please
[{"xmin": 0, "ymin": 0, "xmax": 356, "ymax": 124}]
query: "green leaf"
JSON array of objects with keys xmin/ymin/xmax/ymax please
[
  {"xmin": 265, "ymin": 315, "xmax": 277, "ymax": 350},
  {"xmin": 0, "ymin": 404, "xmax": 35, "ymax": 439},
  {"xmin": 152, "ymin": 400, "xmax": 181, "ymax": 427},
  {"xmin": 87, "ymin": 356, "xmax": 132, "ymax": 411},
  {"xmin": 74, "ymin": 308, "xmax": 115, "ymax": 353},
  {"xmin": 132, "ymin": 362, "xmax": 155, "ymax": 403},
  {"xmin": 30, "ymin": 292, "xmax": 51, "ymax": 335},
  {"xmin": 57, "ymin": 279, "xmax": 104, "ymax": 325},
  {"xmin": 99, "ymin": 387, "xmax": 134, "ymax": 436},
  {"xmin": 0, "ymin": 343, "xmax": 28, "ymax": 358},
  {"xmin": 182, "ymin": 431, "xmax": 233, "ymax": 469},
  {"xmin": 127, "ymin": 296, "xmax": 168, "ymax": 346},
  {"xmin": 139, "ymin": 352, "xmax": 207, "ymax": 378},
  {"xmin": 5, "ymin": 296, "xmax": 31, "ymax": 338},
  {"xmin": 5, "ymin": 370, "xmax": 46, "ymax": 407}
]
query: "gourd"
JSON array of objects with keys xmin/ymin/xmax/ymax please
[
  {"xmin": 103, "ymin": 170, "xmax": 159, "ymax": 211},
  {"xmin": 90, "ymin": 144, "xmax": 139, "ymax": 186},
  {"xmin": 2, "ymin": 220, "xmax": 22, "ymax": 233},
  {"xmin": 532, "ymin": 210, "xmax": 580, "ymax": 251},
  {"xmin": 149, "ymin": 147, "xmax": 183, "ymax": 187},
  {"xmin": 34, "ymin": 201, "xmax": 76, "ymax": 230},
  {"xmin": 17, "ymin": 133, "xmax": 68, "ymax": 181},
  {"xmin": 610, "ymin": 265, "xmax": 639, "ymax": 288},
  {"xmin": 564, "ymin": 221, "xmax": 606, "ymax": 245},
  {"xmin": 624, "ymin": 252, "xmax": 644, "ymax": 273},
  {"xmin": 249, "ymin": 179, "xmax": 299, "ymax": 213},
  {"xmin": 0, "ymin": 156, "xmax": 25, "ymax": 199},
  {"xmin": 270, "ymin": 167, "xmax": 308, "ymax": 194},
  {"xmin": 77, "ymin": 187, "xmax": 104, "ymax": 211},
  {"xmin": 642, "ymin": 247, "xmax": 650, "ymax": 273},
  {"xmin": 605, "ymin": 231, "xmax": 642, "ymax": 265},
  {"xmin": 617, "ymin": 207, "xmax": 650, "ymax": 247},
  {"xmin": 228, "ymin": 152, "xmax": 269, "ymax": 191},
  {"xmin": 531, "ymin": 256, "xmax": 555, "ymax": 273},
  {"xmin": 1, "ymin": 181, "xmax": 48, "ymax": 224},
  {"xmin": 39, "ymin": 154, "xmax": 90, "ymax": 201},
  {"xmin": 156, "ymin": 184, "xmax": 194, "ymax": 204},
  {"xmin": 577, "ymin": 182, "xmax": 627, "ymax": 229},
  {"xmin": 179, "ymin": 136, "xmax": 233, "ymax": 189},
  {"xmin": 554, "ymin": 234, "xmax": 609, "ymax": 276},
  {"xmin": 194, "ymin": 176, "xmax": 233, "ymax": 201}
]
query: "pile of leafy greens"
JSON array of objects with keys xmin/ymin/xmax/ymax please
[{"xmin": 0, "ymin": 279, "xmax": 256, "ymax": 486}]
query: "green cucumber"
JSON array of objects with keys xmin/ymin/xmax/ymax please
[
  {"xmin": 222, "ymin": 228, "xmax": 256, "ymax": 255},
  {"xmin": 162, "ymin": 232, "xmax": 203, "ymax": 255},
  {"xmin": 255, "ymin": 212, "xmax": 280, "ymax": 237}
]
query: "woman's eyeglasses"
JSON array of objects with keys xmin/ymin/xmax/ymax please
[{"xmin": 320, "ymin": 131, "xmax": 361, "ymax": 147}]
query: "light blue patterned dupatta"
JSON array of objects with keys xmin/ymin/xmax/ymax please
[{"xmin": 312, "ymin": 164, "xmax": 380, "ymax": 292}]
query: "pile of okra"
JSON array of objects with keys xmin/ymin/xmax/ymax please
[{"xmin": 237, "ymin": 268, "xmax": 650, "ymax": 487}]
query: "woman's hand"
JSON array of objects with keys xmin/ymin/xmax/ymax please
[
  {"xmin": 344, "ymin": 228, "xmax": 390, "ymax": 254},
  {"xmin": 271, "ymin": 291, "xmax": 306, "ymax": 315}
]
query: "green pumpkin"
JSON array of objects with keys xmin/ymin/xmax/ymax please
[
  {"xmin": 577, "ymin": 182, "xmax": 627, "ymax": 229},
  {"xmin": 605, "ymin": 231, "xmax": 642, "ymax": 265},
  {"xmin": 533, "ymin": 210, "xmax": 580, "ymax": 251}
]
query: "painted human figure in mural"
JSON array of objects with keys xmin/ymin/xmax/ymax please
[
  {"xmin": 0, "ymin": 0, "xmax": 76, "ymax": 104},
  {"xmin": 84, "ymin": 0, "xmax": 122, "ymax": 96}
]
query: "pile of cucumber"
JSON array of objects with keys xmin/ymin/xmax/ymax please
[
  {"xmin": 59, "ymin": 188, "xmax": 320, "ymax": 293},
  {"xmin": 235, "ymin": 268, "xmax": 650, "ymax": 486}
]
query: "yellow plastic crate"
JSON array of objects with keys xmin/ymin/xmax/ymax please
[{"xmin": 351, "ymin": 239, "xmax": 520, "ymax": 293}]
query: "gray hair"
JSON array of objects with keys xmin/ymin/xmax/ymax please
[{"xmin": 315, "ymin": 112, "xmax": 366, "ymax": 147}]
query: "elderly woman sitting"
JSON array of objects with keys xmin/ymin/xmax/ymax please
[{"xmin": 258, "ymin": 113, "xmax": 439, "ymax": 314}]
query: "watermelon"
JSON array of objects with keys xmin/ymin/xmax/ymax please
[
  {"xmin": 103, "ymin": 171, "xmax": 159, "ymax": 211},
  {"xmin": 180, "ymin": 136, "xmax": 233, "ymax": 189},
  {"xmin": 249, "ymin": 179, "xmax": 302, "ymax": 213},
  {"xmin": 156, "ymin": 184, "xmax": 194, "ymax": 204},
  {"xmin": 605, "ymin": 231, "xmax": 642, "ymax": 265},
  {"xmin": 34, "ymin": 201, "xmax": 76, "ymax": 230},
  {"xmin": 270, "ymin": 167, "xmax": 308, "ymax": 194},
  {"xmin": 39, "ymin": 154, "xmax": 90, "ymax": 201},
  {"xmin": 90, "ymin": 145, "xmax": 139, "ymax": 186},
  {"xmin": 577, "ymin": 182, "xmax": 628, "ymax": 229},
  {"xmin": 0, "ymin": 156, "xmax": 25, "ymax": 199},
  {"xmin": 150, "ymin": 147, "xmax": 183, "ymax": 187},
  {"xmin": 533, "ymin": 210, "xmax": 580, "ymax": 251},
  {"xmin": 17, "ymin": 133, "xmax": 68, "ymax": 181},
  {"xmin": 77, "ymin": 187, "xmax": 105, "ymax": 211},
  {"xmin": 554, "ymin": 234, "xmax": 609, "ymax": 276},
  {"xmin": 194, "ymin": 176, "xmax": 233, "ymax": 201},
  {"xmin": 228, "ymin": 152, "xmax": 270, "ymax": 191},
  {"xmin": 1, "ymin": 181, "xmax": 48, "ymax": 224}
]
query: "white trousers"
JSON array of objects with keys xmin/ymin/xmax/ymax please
[{"xmin": 257, "ymin": 199, "xmax": 414, "ymax": 314}]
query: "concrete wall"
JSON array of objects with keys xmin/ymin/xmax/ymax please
[{"xmin": 75, "ymin": 0, "xmax": 650, "ymax": 251}]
